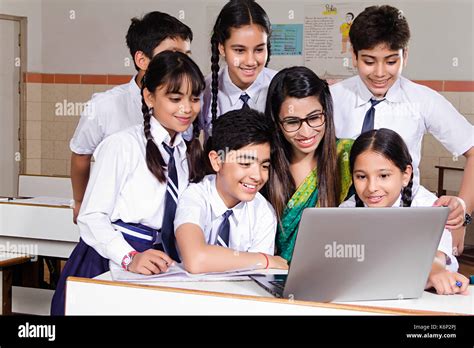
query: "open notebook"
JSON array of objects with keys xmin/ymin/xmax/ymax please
[{"xmin": 109, "ymin": 262, "xmax": 273, "ymax": 282}]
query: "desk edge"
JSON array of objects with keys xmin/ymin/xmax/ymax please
[{"xmin": 66, "ymin": 276, "xmax": 467, "ymax": 316}]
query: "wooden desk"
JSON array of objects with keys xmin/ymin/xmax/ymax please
[
  {"xmin": 64, "ymin": 273, "xmax": 473, "ymax": 315},
  {"xmin": 0, "ymin": 252, "xmax": 32, "ymax": 315}
]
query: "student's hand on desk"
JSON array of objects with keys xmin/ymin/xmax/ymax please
[
  {"xmin": 426, "ymin": 268, "xmax": 469, "ymax": 295},
  {"xmin": 268, "ymin": 255, "xmax": 289, "ymax": 270},
  {"xmin": 128, "ymin": 249, "xmax": 175, "ymax": 275},
  {"xmin": 433, "ymin": 195, "xmax": 466, "ymax": 230}
]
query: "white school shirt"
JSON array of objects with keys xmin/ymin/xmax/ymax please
[
  {"xmin": 77, "ymin": 116, "xmax": 189, "ymax": 266},
  {"xmin": 70, "ymin": 76, "xmax": 142, "ymax": 154},
  {"xmin": 339, "ymin": 185, "xmax": 458, "ymax": 272},
  {"xmin": 330, "ymin": 75, "xmax": 474, "ymax": 191},
  {"xmin": 198, "ymin": 66, "xmax": 278, "ymax": 139},
  {"xmin": 174, "ymin": 174, "xmax": 277, "ymax": 255}
]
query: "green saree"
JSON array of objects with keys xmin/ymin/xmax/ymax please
[{"xmin": 276, "ymin": 139, "xmax": 354, "ymax": 262}]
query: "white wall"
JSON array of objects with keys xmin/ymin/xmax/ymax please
[
  {"xmin": 38, "ymin": 0, "xmax": 224, "ymax": 75},
  {"xmin": 38, "ymin": 0, "xmax": 213, "ymax": 75},
  {"xmin": 0, "ymin": 0, "xmax": 472, "ymax": 79}
]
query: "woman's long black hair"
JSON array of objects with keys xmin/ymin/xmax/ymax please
[{"xmin": 265, "ymin": 66, "xmax": 340, "ymax": 219}]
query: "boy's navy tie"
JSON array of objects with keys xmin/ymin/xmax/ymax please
[
  {"xmin": 161, "ymin": 142, "xmax": 180, "ymax": 262},
  {"xmin": 217, "ymin": 210, "xmax": 233, "ymax": 248},
  {"xmin": 361, "ymin": 98, "xmax": 384, "ymax": 133},
  {"xmin": 240, "ymin": 93, "xmax": 250, "ymax": 110}
]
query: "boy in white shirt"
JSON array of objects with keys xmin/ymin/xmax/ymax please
[
  {"xmin": 70, "ymin": 11, "xmax": 193, "ymax": 223},
  {"xmin": 174, "ymin": 108, "xmax": 288, "ymax": 273},
  {"xmin": 330, "ymin": 5, "xmax": 474, "ymax": 254}
]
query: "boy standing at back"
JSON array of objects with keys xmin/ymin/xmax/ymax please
[
  {"xmin": 70, "ymin": 11, "xmax": 193, "ymax": 223},
  {"xmin": 330, "ymin": 5, "xmax": 474, "ymax": 254}
]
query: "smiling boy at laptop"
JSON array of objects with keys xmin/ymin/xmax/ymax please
[{"xmin": 174, "ymin": 109, "xmax": 288, "ymax": 273}]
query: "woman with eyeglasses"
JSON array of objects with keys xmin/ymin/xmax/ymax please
[{"xmin": 265, "ymin": 66, "xmax": 354, "ymax": 262}]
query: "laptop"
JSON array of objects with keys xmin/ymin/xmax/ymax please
[{"xmin": 251, "ymin": 207, "xmax": 449, "ymax": 302}]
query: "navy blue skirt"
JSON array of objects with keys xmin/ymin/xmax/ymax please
[{"xmin": 50, "ymin": 237, "xmax": 158, "ymax": 316}]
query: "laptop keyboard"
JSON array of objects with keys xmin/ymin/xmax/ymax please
[{"xmin": 269, "ymin": 280, "xmax": 285, "ymax": 291}]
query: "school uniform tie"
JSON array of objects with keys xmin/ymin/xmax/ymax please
[
  {"xmin": 160, "ymin": 142, "xmax": 180, "ymax": 262},
  {"xmin": 361, "ymin": 98, "xmax": 384, "ymax": 133},
  {"xmin": 217, "ymin": 210, "xmax": 233, "ymax": 248},
  {"xmin": 240, "ymin": 93, "xmax": 250, "ymax": 110}
]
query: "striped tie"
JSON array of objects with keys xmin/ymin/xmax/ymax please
[
  {"xmin": 216, "ymin": 210, "xmax": 233, "ymax": 248},
  {"xmin": 240, "ymin": 93, "xmax": 250, "ymax": 110},
  {"xmin": 160, "ymin": 142, "xmax": 180, "ymax": 262}
]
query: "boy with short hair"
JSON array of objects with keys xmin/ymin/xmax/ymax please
[
  {"xmin": 330, "ymin": 5, "xmax": 474, "ymax": 253},
  {"xmin": 70, "ymin": 11, "xmax": 193, "ymax": 222},
  {"xmin": 174, "ymin": 109, "xmax": 288, "ymax": 274}
]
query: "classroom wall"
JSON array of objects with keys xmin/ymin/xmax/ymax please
[
  {"xmin": 2, "ymin": 0, "xmax": 473, "ymax": 78},
  {"xmin": 0, "ymin": 0, "xmax": 473, "ymax": 192},
  {"xmin": 0, "ymin": 0, "xmax": 42, "ymax": 71}
]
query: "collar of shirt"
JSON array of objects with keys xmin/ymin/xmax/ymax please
[
  {"xmin": 221, "ymin": 66, "xmax": 263, "ymax": 107},
  {"xmin": 129, "ymin": 74, "xmax": 142, "ymax": 108},
  {"xmin": 355, "ymin": 75, "xmax": 403, "ymax": 107},
  {"xmin": 149, "ymin": 116, "xmax": 185, "ymax": 149},
  {"xmin": 391, "ymin": 194, "xmax": 403, "ymax": 207},
  {"xmin": 208, "ymin": 174, "xmax": 246, "ymax": 225}
]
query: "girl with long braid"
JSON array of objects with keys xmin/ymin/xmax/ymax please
[
  {"xmin": 51, "ymin": 51, "xmax": 206, "ymax": 315},
  {"xmin": 340, "ymin": 128, "xmax": 469, "ymax": 296},
  {"xmin": 199, "ymin": 0, "xmax": 277, "ymax": 140}
]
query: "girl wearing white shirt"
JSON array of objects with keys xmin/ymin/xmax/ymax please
[
  {"xmin": 340, "ymin": 128, "xmax": 469, "ymax": 295},
  {"xmin": 199, "ymin": 0, "xmax": 277, "ymax": 139},
  {"xmin": 51, "ymin": 51, "xmax": 206, "ymax": 315}
]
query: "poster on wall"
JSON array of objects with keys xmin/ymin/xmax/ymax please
[
  {"xmin": 270, "ymin": 24, "xmax": 303, "ymax": 56},
  {"xmin": 304, "ymin": 3, "xmax": 365, "ymax": 79}
]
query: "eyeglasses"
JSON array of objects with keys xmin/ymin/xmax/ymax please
[{"xmin": 279, "ymin": 113, "xmax": 325, "ymax": 132}]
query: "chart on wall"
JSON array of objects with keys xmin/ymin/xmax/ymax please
[
  {"xmin": 304, "ymin": 3, "xmax": 366, "ymax": 79},
  {"xmin": 270, "ymin": 24, "xmax": 303, "ymax": 56}
]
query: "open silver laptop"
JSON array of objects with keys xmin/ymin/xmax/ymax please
[{"xmin": 251, "ymin": 207, "xmax": 449, "ymax": 302}]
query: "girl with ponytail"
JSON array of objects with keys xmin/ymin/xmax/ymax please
[
  {"xmin": 52, "ymin": 51, "xmax": 205, "ymax": 315},
  {"xmin": 341, "ymin": 128, "xmax": 469, "ymax": 296},
  {"xmin": 199, "ymin": 0, "xmax": 277, "ymax": 140}
]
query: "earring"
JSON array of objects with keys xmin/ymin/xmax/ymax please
[{"xmin": 148, "ymin": 107, "xmax": 154, "ymax": 116}]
